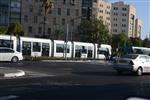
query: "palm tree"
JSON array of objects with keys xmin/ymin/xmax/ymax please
[{"xmin": 41, "ymin": 0, "xmax": 53, "ymax": 38}]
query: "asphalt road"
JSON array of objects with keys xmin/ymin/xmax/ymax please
[{"xmin": 0, "ymin": 61, "xmax": 150, "ymax": 100}]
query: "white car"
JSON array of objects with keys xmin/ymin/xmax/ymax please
[
  {"xmin": 0, "ymin": 47, "xmax": 23, "ymax": 63},
  {"xmin": 113, "ymin": 54, "xmax": 150, "ymax": 76}
]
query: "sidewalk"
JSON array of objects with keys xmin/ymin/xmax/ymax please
[
  {"xmin": 0, "ymin": 67, "xmax": 25, "ymax": 78},
  {"xmin": 42, "ymin": 60, "xmax": 112, "ymax": 65}
]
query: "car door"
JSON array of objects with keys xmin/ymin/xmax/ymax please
[
  {"xmin": 0, "ymin": 49, "xmax": 4, "ymax": 61},
  {"xmin": 144, "ymin": 56, "xmax": 150, "ymax": 72},
  {"xmin": 139, "ymin": 56, "xmax": 148, "ymax": 72},
  {"xmin": 3, "ymin": 49, "xmax": 14, "ymax": 61}
]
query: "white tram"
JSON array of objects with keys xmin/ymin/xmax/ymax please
[{"xmin": 0, "ymin": 35, "xmax": 112, "ymax": 59}]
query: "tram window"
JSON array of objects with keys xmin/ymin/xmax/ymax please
[
  {"xmin": 82, "ymin": 46, "xmax": 87, "ymax": 54},
  {"xmin": 33, "ymin": 42, "xmax": 41, "ymax": 52},
  {"xmin": 42, "ymin": 43, "xmax": 49, "ymax": 56},
  {"xmin": 75, "ymin": 45, "xmax": 82, "ymax": 58},
  {"xmin": 0, "ymin": 39, "xmax": 13, "ymax": 49},
  {"xmin": 56, "ymin": 44, "xmax": 64, "ymax": 53},
  {"xmin": 67, "ymin": 45, "xmax": 70, "ymax": 53},
  {"xmin": 88, "ymin": 47, "xmax": 93, "ymax": 58},
  {"xmin": 22, "ymin": 41, "xmax": 31, "ymax": 55}
]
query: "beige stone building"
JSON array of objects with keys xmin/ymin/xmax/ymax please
[
  {"xmin": 21, "ymin": 0, "xmax": 142, "ymax": 39},
  {"xmin": 92, "ymin": 0, "xmax": 111, "ymax": 32},
  {"xmin": 111, "ymin": 1, "xmax": 137, "ymax": 38},
  {"xmin": 21, "ymin": 0, "xmax": 82, "ymax": 40},
  {"xmin": 135, "ymin": 19, "xmax": 142, "ymax": 38}
]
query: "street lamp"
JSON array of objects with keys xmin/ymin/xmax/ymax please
[{"xmin": 64, "ymin": 24, "xmax": 69, "ymax": 60}]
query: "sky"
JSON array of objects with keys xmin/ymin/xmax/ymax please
[{"xmin": 109, "ymin": 0, "xmax": 150, "ymax": 39}]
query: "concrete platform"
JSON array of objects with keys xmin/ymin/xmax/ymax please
[{"xmin": 0, "ymin": 67, "xmax": 25, "ymax": 78}]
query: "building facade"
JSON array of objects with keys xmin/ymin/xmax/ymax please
[
  {"xmin": 9, "ymin": 0, "xmax": 21, "ymax": 25},
  {"xmin": 0, "ymin": 0, "xmax": 21, "ymax": 27},
  {"xmin": 135, "ymin": 19, "xmax": 142, "ymax": 38},
  {"xmin": 1, "ymin": 0, "xmax": 142, "ymax": 39},
  {"xmin": 92, "ymin": 0, "xmax": 111, "ymax": 32},
  {"xmin": 21, "ymin": 0, "xmax": 82, "ymax": 40},
  {"xmin": 0, "ymin": 0, "xmax": 10, "ymax": 27},
  {"xmin": 111, "ymin": 1, "xmax": 138, "ymax": 38}
]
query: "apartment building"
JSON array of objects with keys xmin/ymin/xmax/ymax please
[
  {"xmin": 135, "ymin": 19, "xmax": 142, "ymax": 38},
  {"xmin": 21, "ymin": 0, "xmax": 82, "ymax": 40},
  {"xmin": 0, "ymin": 0, "xmax": 21, "ymax": 27},
  {"xmin": 92, "ymin": 0, "xmax": 111, "ymax": 32},
  {"xmin": 0, "ymin": 0, "xmax": 9, "ymax": 27},
  {"xmin": 111, "ymin": 1, "xmax": 138, "ymax": 38},
  {"xmin": 9, "ymin": 0, "xmax": 21, "ymax": 25}
]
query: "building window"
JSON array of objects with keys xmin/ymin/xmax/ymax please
[
  {"xmin": 58, "ymin": 8, "xmax": 61, "ymax": 15},
  {"xmin": 100, "ymin": 4, "xmax": 103, "ymax": 7},
  {"xmin": 113, "ymin": 29, "xmax": 117, "ymax": 32},
  {"xmin": 34, "ymin": 16, "xmax": 38, "ymax": 23},
  {"xmin": 76, "ymin": 9, "xmax": 79, "ymax": 16},
  {"xmin": 114, "ymin": 24, "xmax": 117, "ymax": 27},
  {"xmin": 24, "ymin": 15, "xmax": 28, "ymax": 22},
  {"xmin": 106, "ymin": 17, "xmax": 110, "ymax": 20},
  {"xmin": 67, "ymin": 9, "xmax": 70, "ymax": 16},
  {"xmin": 70, "ymin": 0, "xmax": 75, "ymax": 5},
  {"xmin": 93, "ymin": 0, "xmax": 97, "ymax": 3},
  {"xmin": 71, "ymin": 19, "xmax": 74, "ymax": 26},
  {"xmin": 28, "ymin": 26, "xmax": 32, "ymax": 33},
  {"xmin": 99, "ymin": 10, "xmax": 103, "ymax": 13},
  {"xmin": 47, "ymin": 28, "xmax": 51, "ymax": 34},
  {"xmin": 122, "ymin": 30, "xmax": 126, "ymax": 33},
  {"xmin": 113, "ymin": 18, "xmax": 117, "ymax": 21},
  {"xmin": 122, "ymin": 8, "xmax": 127, "ymax": 11},
  {"xmin": 122, "ymin": 24, "xmax": 126, "ymax": 27},
  {"xmin": 29, "ymin": 5, "xmax": 33, "ymax": 13},
  {"xmin": 62, "ymin": 18, "xmax": 65, "ymax": 25},
  {"xmin": 38, "ymin": 27, "xmax": 42, "ymax": 34},
  {"xmin": 107, "ymin": 6, "xmax": 110, "ymax": 9},
  {"xmin": 63, "ymin": 0, "xmax": 66, "ymax": 4},
  {"xmin": 53, "ymin": 18, "xmax": 56, "ymax": 25},
  {"xmin": 114, "ymin": 12, "xmax": 118, "ymax": 16},
  {"xmin": 122, "ymin": 13, "xmax": 126, "ymax": 16},
  {"xmin": 114, "ymin": 7, "xmax": 118, "ymax": 10},
  {"xmin": 122, "ymin": 19, "xmax": 126, "ymax": 22},
  {"xmin": 99, "ymin": 16, "xmax": 103, "ymax": 19}
]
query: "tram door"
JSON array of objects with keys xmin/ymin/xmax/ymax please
[
  {"xmin": 42, "ymin": 43, "xmax": 50, "ymax": 56},
  {"xmin": 22, "ymin": 41, "xmax": 31, "ymax": 56},
  {"xmin": 87, "ymin": 47, "xmax": 93, "ymax": 58}
]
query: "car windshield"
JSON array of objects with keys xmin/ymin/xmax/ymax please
[{"xmin": 121, "ymin": 54, "xmax": 138, "ymax": 59}]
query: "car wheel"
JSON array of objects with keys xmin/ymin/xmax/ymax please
[
  {"xmin": 11, "ymin": 56, "xmax": 18, "ymax": 63},
  {"xmin": 137, "ymin": 67, "xmax": 142, "ymax": 76}
]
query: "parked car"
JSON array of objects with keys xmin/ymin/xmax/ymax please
[
  {"xmin": 113, "ymin": 54, "xmax": 150, "ymax": 76},
  {"xmin": 0, "ymin": 47, "xmax": 23, "ymax": 63}
]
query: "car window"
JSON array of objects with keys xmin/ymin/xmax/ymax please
[
  {"xmin": 2, "ymin": 49, "xmax": 14, "ymax": 53},
  {"xmin": 121, "ymin": 54, "xmax": 138, "ymax": 59},
  {"xmin": 145, "ymin": 56, "xmax": 150, "ymax": 62},
  {"xmin": 139, "ymin": 56, "xmax": 147, "ymax": 62}
]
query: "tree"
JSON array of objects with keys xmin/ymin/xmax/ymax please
[
  {"xmin": 79, "ymin": 19, "xmax": 110, "ymax": 44},
  {"xmin": 143, "ymin": 38, "xmax": 150, "ymax": 48},
  {"xmin": 0, "ymin": 27, "xmax": 8, "ymax": 35},
  {"xmin": 6, "ymin": 22, "xmax": 26, "ymax": 51},
  {"xmin": 51, "ymin": 29, "xmax": 64, "ymax": 40},
  {"xmin": 7, "ymin": 22, "xmax": 27, "ymax": 36},
  {"xmin": 111, "ymin": 33, "xmax": 128, "ymax": 54},
  {"xmin": 130, "ymin": 37, "xmax": 143, "ymax": 47},
  {"xmin": 41, "ymin": 0, "xmax": 53, "ymax": 38}
]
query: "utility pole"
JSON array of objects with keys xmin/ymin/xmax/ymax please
[{"xmin": 65, "ymin": 24, "xmax": 69, "ymax": 60}]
